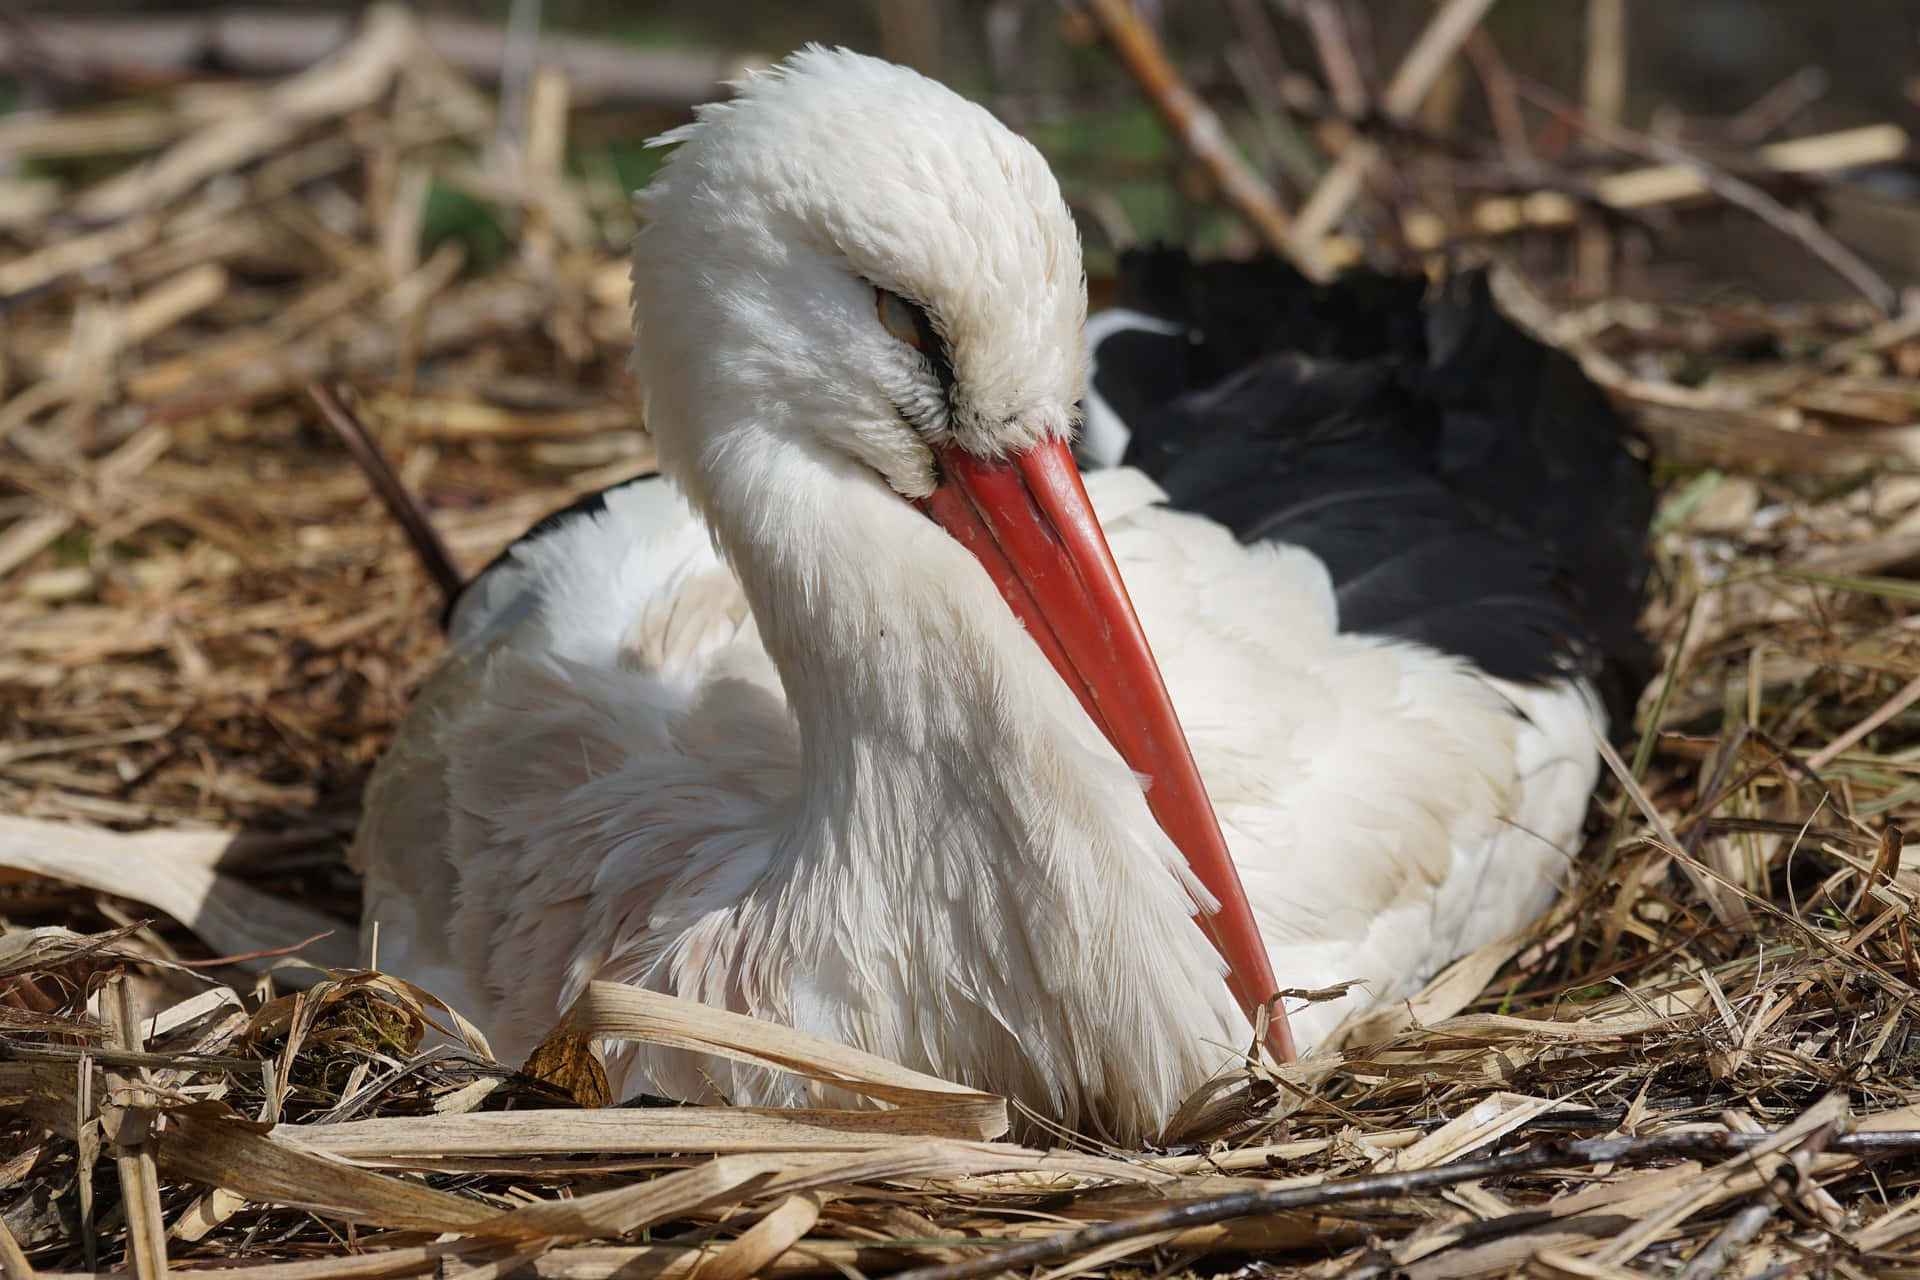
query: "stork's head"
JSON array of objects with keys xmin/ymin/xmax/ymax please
[
  {"xmin": 628, "ymin": 48, "xmax": 1293, "ymax": 1065},
  {"xmin": 629, "ymin": 46, "xmax": 1084, "ymax": 500}
]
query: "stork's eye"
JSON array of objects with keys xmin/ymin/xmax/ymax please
[
  {"xmin": 872, "ymin": 285, "xmax": 956, "ymax": 425},
  {"xmin": 876, "ymin": 288, "xmax": 932, "ymax": 350}
]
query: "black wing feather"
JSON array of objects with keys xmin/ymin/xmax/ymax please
[
  {"xmin": 1093, "ymin": 248, "xmax": 1652, "ymax": 725},
  {"xmin": 442, "ymin": 473, "xmax": 663, "ymax": 631}
]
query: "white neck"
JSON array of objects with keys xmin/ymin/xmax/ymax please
[{"xmin": 694, "ymin": 432, "xmax": 1248, "ymax": 1140}]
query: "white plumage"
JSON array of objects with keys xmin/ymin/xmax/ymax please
[{"xmin": 354, "ymin": 47, "xmax": 1611, "ymax": 1143}]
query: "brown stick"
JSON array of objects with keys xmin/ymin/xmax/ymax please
[
  {"xmin": 306, "ymin": 383, "xmax": 465, "ymax": 607},
  {"xmin": 1462, "ymin": 32, "xmax": 1530, "ymax": 169},
  {"xmin": 1298, "ymin": 0, "xmax": 1370, "ymax": 119},
  {"xmin": 1659, "ymin": 67, "xmax": 1829, "ymax": 148},
  {"xmin": 102, "ymin": 979, "xmax": 169, "ymax": 1280},
  {"xmin": 1078, "ymin": 0, "xmax": 1304, "ymax": 270}
]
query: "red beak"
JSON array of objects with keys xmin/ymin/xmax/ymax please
[{"xmin": 918, "ymin": 436, "xmax": 1297, "ymax": 1064}]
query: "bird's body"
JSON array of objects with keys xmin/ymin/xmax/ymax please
[{"xmin": 353, "ymin": 49, "xmax": 1649, "ymax": 1143}]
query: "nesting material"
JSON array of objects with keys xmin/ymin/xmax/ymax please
[{"xmin": 7, "ymin": 8, "xmax": 1920, "ymax": 1277}]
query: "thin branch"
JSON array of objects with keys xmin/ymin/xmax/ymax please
[
  {"xmin": 1659, "ymin": 67, "xmax": 1829, "ymax": 148},
  {"xmin": 168, "ymin": 929, "xmax": 344, "ymax": 969},
  {"xmin": 1463, "ymin": 29, "xmax": 1532, "ymax": 169},
  {"xmin": 1805, "ymin": 672, "xmax": 1920, "ymax": 773},
  {"xmin": 1078, "ymin": 0, "xmax": 1304, "ymax": 269},
  {"xmin": 306, "ymin": 383, "xmax": 465, "ymax": 607},
  {"xmin": 1724, "ymin": 67, "xmax": 1828, "ymax": 144},
  {"xmin": 891, "ymin": 1128, "xmax": 1920, "ymax": 1280},
  {"xmin": 1677, "ymin": 1200, "xmax": 1780, "ymax": 1280},
  {"xmin": 1298, "ymin": 0, "xmax": 1369, "ymax": 119}
]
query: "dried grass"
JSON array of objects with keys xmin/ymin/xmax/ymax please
[{"xmin": 5, "ymin": 7, "xmax": 1920, "ymax": 1277}]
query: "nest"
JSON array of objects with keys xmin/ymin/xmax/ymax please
[{"xmin": 6, "ymin": 6, "xmax": 1920, "ymax": 1278}]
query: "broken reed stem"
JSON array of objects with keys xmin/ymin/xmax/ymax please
[
  {"xmin": 103, "ymin": 981, "xmax": 168, "ymax": 1280},
  {"xmin": 1079, "ymin": 0, "xmax": 1304, "ymax": 270},
  {"xmin": 893, "ymin": 1127, "xmax": 1920, "ymax": 1280}
]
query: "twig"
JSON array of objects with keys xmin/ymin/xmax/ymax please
[
  {"xmin": 1288, "ymin": 0, "xmax": 1496, "ymax": 275},
  {"xmin": 1078, "ymin": 0, "xmax": 1303, "ymax": 270},
  {"xmin": 1725, "ymin": 67, "xmax": 1829, "ymax": 145},
  {"xmin": 1677, "ymin": 1200, "xmax": 1778, "ymax": 1280},
  {"xmin": 168, "ymin": 929, "xmax": 344, "ymax": 969},
  {"xmin": 1660, "ymin": 67, "xmax": 1829, "ymax": 148},
  {"xmin": 306, "ymin": 383, "xmax": 465, "ymax": 606},
  {"xmin": 1298, "ymin": 0, "xmax": 1369, "ymax": 119},
  {"xmin": 1462, "ymin": 29, "xmax": 1531, "ymax": 169},
  {"xmin": 1594, "ymin": 722, "xmax": 1753, "ymax": 931},
  {"xmin": 1804, "ymin": 672, "xmax": 1920, "ymax": 773},
  {"xmin": 891, "ymin": 1129, "xmax": 1920, "ymax": 1280},
  {"xmin": 1513, "ymin": 77, "xmax": 1900, "ymax": 313}
]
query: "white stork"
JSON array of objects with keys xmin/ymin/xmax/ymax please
[{"xmin": 353, "ymin": 47, "xmax": 1649, "ymax": 1143}]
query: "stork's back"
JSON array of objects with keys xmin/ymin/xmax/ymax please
[{"xmin": 1088, "ymin": 249, "xmax": 1654, "ymax": 726}]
